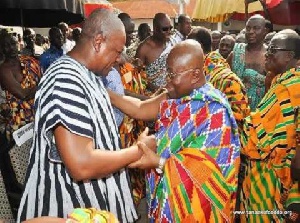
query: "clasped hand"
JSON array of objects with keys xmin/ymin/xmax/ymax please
[{"xmin": 129, "ymin": 127, "xmax": 160, "ymax": 169}]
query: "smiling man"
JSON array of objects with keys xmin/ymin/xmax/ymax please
[
  {"xmin": 17, "ymin": 9, "xmax": 156, "ymax": 222},
  {"xmin": 240, "ymin": 30, "xmax": 300, "ymax": 223},
  {"xmin": 108, "ymin": 40, "xmax": 241, "ymax": 222}
]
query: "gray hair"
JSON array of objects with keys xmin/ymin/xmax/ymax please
[{"xmin": 82, "ymin": 9, "xmax": 124, "ymax": 38}]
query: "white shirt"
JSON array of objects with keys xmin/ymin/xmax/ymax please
[
  {"xmin": 170, "ymin": 30, "xmax": 185, "ymax": 46},
  {"xmin": 62, "ymin": 39, "xmax": 75, "ymax": 54}
]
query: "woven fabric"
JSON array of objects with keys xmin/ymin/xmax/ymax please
[
  {"xmin": 146, "ymin": 83, "xmax": 241, "ymax": 222},
  {"xmin": 67, "ymin": 208, "xmax": 119, "ymax": 223},
  {"xmin": 0, "ymin": 171, "xmax": 14, "ymax": 222},
  {"xmin": 232, "ymin": 43, "xmax": 266, "ymax": 111},
  {"xmin": 240, "ymin": 68, "xmax": 300, "ymax": 222},
  {"xmin": 5, "ymin": 55, "xmax": 41, "ymax": 140},
  {"xmin": 204, "ymin": 51, "xmax": 250, "ymax": 130},
  {"xmin": 119, "ymin": 63, "xmax": 148, "ymax": 206}
]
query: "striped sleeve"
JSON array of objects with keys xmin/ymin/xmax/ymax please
[{"xmin": 45, "ymin": 72, "xmax": 93, "ymax": 139}]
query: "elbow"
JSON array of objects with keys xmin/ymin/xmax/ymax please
[
  {"xmin": 14, "ymin": 91, "xmax": 28, "ymax": 100},
  {"xmin": 67, "ymin": 164, "xmax": 93, "ymax": 181},
  {"xmin": 65, "ymin": 156, "xmax": 94, "ymax": 181},
  {"xmin": 66, "ymin": 159, "xmax": 110, "ymax": 181}
]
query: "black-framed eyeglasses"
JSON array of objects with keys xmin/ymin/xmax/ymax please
[
  {"xmin": 267, "ymin": 45, "xmax": 292, "ymax": 55},
  {"xmin": 161, "ymin": 26, "xmax": 173, "ymax": 32},
  {"xmin": 167, "ymin": 68, "xmax": 198, "ymax": 79}
]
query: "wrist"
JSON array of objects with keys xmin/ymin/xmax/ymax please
[
  {"xmin": 132, "ymin": 144, "xmax": 143, "ymax": 161},
  {"xmin": 155, "ymin": 157, "xmax": 167, "ymax": 174}
]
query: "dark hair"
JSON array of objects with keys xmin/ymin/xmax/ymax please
[
  {"xmin": 153, "ymin": 13, "xmax": 167, "ymax": 28},
  {"xmin": 49, "ymin": 27, "xmax": 60, "ymax": 38},
  {"xmin": 187, "ymin": 27, "xmax": 212, "ymax": 54},
  {"xmin": 138, "ymin": 23, "xmax": 150, "ymax": 41},
  {"xmin": 118, "ymin": 12, "xmax": 131, "ymax": 21},
  {"xmin": 72, "ymin": 28, "xmax": 82, "ymax": 43},
  {"xmin": 177, "ymin": 14, "xmax": 187, "ymax": 24},
  {"xmin": 265, "ymin": 19, "xmax": 273, "ymax": 32},
  {"xmin": 23, "ymin": 28, "xmax": 35, "ymax": 39},
  {"xmin": 58, "ymin": 22, "xmax": 68, "ymax": 29}
]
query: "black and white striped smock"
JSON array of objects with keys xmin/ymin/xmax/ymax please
[{"xmin": 17, "ymin": 56, "xmax": 138, "ymax": 222}]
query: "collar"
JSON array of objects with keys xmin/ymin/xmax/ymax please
[{"xmin": 175, "ymin": 30, "xmax": 185, "ymax": 40}]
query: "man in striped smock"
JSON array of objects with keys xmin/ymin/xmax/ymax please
[{"xmin": 17, "ymin": 9, "xmax": 157, "ymax": 222}]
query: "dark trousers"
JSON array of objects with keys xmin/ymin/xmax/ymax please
[{"xmin": 0, "ymin": 132, "xmax": 23, "ymax": 219}]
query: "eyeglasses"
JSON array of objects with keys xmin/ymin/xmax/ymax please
[
  {"xmin": 161, "ymin": 26, "xmax": 173, "ymax": 32},
  {"xmin": 167, "ymin": 68, "xmax": 198, "ymax": 79},
  {"xmin": 266, "ymin": 45, "xmax": 292, "ymax": 55}
]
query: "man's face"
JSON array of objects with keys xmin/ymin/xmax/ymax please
[
  {"xmin": 156, "ymin": 16, "xmax": 173, "ymax": 41},
  {"xmin": 50, "ymin": 30, "xmax": 64, "ymax": 49},
  {"xmin": 97, "ymin": 32, "xmax": 126, "ymax": 76},
  {"xmin": 179, "ymin": 17, "xmax": 192, "ymax": 37},
  {"xmin": 24, "ymin": 29, "xmax": 36, "ymax": 49},
  {"xmin": 166, "ymin": 58, "xmax": 195, "ymax": 99},
  {"xmin": 265, "ymin": 36, "xmax": 292, "ymax": 75},
  {"xmin": 219, "ymin": 37, "xmax": 235, "ymax": 59},
  {"xmin": 211, "ymin": 32, "xmax": 221, "ymax": 50},
  {"xmin": 124, "ymin": 21, "xmax": 135, "ymax": 47},
  {"xmin": 245, "ymin": 18, "xmax": 267, "ymax": 44},
  {"xmin": 3, "ymin": 35, "xmax": 18, "ymax": 58},
  {"xmin": 59, "ymin": 24, "xmax": 69, "ymax": 41}
]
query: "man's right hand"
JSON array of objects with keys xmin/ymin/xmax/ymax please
[{"xmin": 137, "ymin": 127, "xmax": 157, "ymax": 152}]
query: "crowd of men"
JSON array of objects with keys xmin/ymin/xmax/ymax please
[{"xmin": 0, "ymin": 8, "xmax": 300, "ymax": 223}]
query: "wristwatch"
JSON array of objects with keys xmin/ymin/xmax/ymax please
[{"xmin": 156, "ymin": 157, "xmax": 166, "ymax": 174}]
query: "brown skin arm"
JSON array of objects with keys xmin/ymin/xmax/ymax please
[
  {"xmin": 124, "ymin": 89, "xmax": 150, "ymax": 100},
  {"xmin": 107, "ymin": 89, "xmax": 167, "ymax": 121},
  {"xmin": 53, "ymin": 124, "xmax": 155, "ymax": 181},
  {"xmin": 135, "ymin": 42, "xmax": 148, "ymax": 66},
  {"xmin": 0, "ymin": 66, "xmax": 37, "ymax": 100},
  {"xmin": 23, "ymin": 217, "xmax": 66, "ymax": 223},
  {"xmin": 135, "ymin": 41, "xmax": 161, "ymax": 92},
  {"xmin": 227, "ymin": 51, "xmax": 234, "ymax": 69}
]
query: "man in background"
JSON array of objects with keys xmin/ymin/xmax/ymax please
[
  {"xmin": 58, "ymin": 22, "xmax": 75, "ymax": 54},
  {"xmin": 171, "ymin": 14, "xmax": 192, "ymax": 44},
  {"xmin": 219, "ymin": 34, "xmax": 236, "ymax": 59},
  {"xmin": 39, "ymin": 27, "xmax": 64, "ymax": 73}
]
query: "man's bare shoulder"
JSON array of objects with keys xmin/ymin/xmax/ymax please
[
  {"xmin": 139, "ymin": 36, "xmax": 157, "ymax": 50},
  {"xmin": 0, "ymin": 63, "xmax": 11, "ymax": 76}
]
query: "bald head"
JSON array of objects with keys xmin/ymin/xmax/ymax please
[
  {"xmin": 167, "ymin": 39, "xmax": 204, "ymax": 69},
  {"xmin": 153, "ymin": 13, "xmax": 168, "ymax": 27},
  {"xmin": 247, "ymin": 14, "xmax": 266, "ymax": 25},
  {"xmin": 118, "ymin": 12, "xmax": 134, "ymax": 46},
  {"xmin": 82, "ymin": 9, "xmax": 125, "ymax": 39},
  {"xmin": 273, "ymin": 30, "xmax": 300, "ymax": 59},
  {"xmin": 245, "ymin": 14, "xmax": 267, "ymax": 44},
  {"xmin": 277, "ymin": 29, "xmax": 299, "ymax": 36},
  {"xmin": 166, "ymin": 40, "xmax": 206, "ymax": 98}
]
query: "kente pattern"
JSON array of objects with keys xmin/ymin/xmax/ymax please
[{"xmin": 146, "ymin": 83, "xmax": 241, "ymax": 222}]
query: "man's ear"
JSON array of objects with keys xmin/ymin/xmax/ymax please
[
  {"xmin": 263, "ymin": 27, "xmax": 268, "ymax": 38},
  {"xmin": 93, "ymin": 34, "xmax": 104, "ymax": 52},
  {"xmin": 191, "ymin": 69, "xmax": 202, "ymax": 84},
  {"xmin": 287, "ymin": 51, "xmax": 295, "ymax": 60}
]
